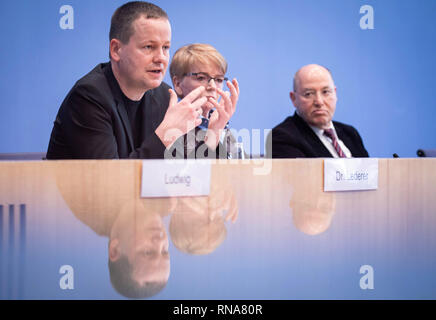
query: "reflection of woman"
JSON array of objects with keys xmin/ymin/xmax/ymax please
[
  {"xmin": 169, "ymin": 166, "xmax": 237, "ymax": 255},
  {"xmin": 290, "ymin": 188, "xmax": 336, "ymax": 236}
]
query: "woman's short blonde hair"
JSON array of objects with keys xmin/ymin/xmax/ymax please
[
  {"xmin": 169, "ymin": 43, "xmax": 228, "ymax": 79},
  {"xmin": 169, "ymin": 211, "xmax": 227, "ymax": 255}
]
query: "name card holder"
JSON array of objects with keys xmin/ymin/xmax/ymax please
[
  {"xmin": 324, "ymin": 158, "xmax": 378, "ymax": 192},
  {"xmin": 141, "ymin": 160, "xmax": 211, "ymax": 198}
]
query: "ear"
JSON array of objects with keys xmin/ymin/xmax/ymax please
[
  {"xmin": 290, "ymin": 91, "xmax": 297, "ymax": 109},
  {"xmin": 110, "ymin": 39, "xmax": 122, "ymax": 62},
  {"xmin": 109, "ymin": 239, "xmax": 121, "ymax": 262},
  {"xmin": 172, "ymin": 76, "xmax": 184, "ymax": 97}
]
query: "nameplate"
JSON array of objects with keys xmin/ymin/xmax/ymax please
[
  {"xmin": 324, "ymin": 158, "xmax": 378, "ymax": 191},
  {"xmin": 141, "ymin": 160, "xmax": 211, "ymax": 198}
]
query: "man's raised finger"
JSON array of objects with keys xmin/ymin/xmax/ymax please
[
  {"xmin": 168, "ymin": 89, "xmax": 179, "ymax": 108},
  {"xmin": 190, "ymin": 96, "xmax": 208, "ymax": 110},
  {"xmin": 183, "ymin": 85, "xmax": 206, "ymax": 103}
]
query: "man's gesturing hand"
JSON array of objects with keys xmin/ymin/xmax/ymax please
[{"xmin": 155, "ymin": 86, "xmax": 207, "ymax": 148}]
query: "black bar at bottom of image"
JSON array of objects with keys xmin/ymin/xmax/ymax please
[{"xmin": 0, "ymin": 300, "xmax": 433, "ymax": 318}]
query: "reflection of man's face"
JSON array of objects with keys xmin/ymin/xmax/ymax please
[
  {"xmin": 292, "ymin": 208, "xmax": 333, "ymax": 236},
  {"xmin": 131, "ymin": 212, "xmax": 169, "ymax": 285},
  {"xmin": 291, "ymin": 65, "xmax": 337, "ymax": 130},
  {"xmin": 111, "ymin": 211, "xmax": 170, "ymax": 285}
]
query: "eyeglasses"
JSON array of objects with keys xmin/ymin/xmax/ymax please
[
  {"xmin": 185, "ymin": 72, "xmax": 228, "ymax": 87},
  {"xmin": 298, "ymin": 88, "xmax": 335, "ymax": 100}
]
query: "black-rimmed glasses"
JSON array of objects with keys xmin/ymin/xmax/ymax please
[{"xmin": 185, "ymin": 72, "xmax": 228, "ymax": 87}]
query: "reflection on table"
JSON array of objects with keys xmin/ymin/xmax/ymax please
[{"xmin": 1, "ymin": 159, "xmax": 436, "ymax": 299}]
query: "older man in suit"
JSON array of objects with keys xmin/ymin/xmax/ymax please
[{"xmin": 270, "ymin": 64, "xmax": 369, "ymax": 158}]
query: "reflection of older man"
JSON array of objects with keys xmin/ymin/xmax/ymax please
[
  {"xmin": 270, "ymin": 64, "xmax": 369, "ymax": 158},
  {"xmin": 291, "ymin": 193, "xmax": 336, "ymax": 236}
]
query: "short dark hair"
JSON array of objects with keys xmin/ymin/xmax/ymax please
[
  {"xmin": 110, "ymin": 1, "xmax": 168, "ymax": 44},
  {"xmin": 108, "ymin": 255, "xmax": 167, "ymax": 299}
]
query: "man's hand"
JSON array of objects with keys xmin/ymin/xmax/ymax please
[{"xmin": 155, "ymin": 86, "xmax": 207, "ymax": 148}]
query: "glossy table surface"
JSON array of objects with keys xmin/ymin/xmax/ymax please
[{"xmin": 0, "ymin": 159, "xmax": 435, "ymax": 299}]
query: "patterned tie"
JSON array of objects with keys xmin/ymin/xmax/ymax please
[{"xmin": 323, "ymin": 128, "xmax": 346, "ymax": 158}]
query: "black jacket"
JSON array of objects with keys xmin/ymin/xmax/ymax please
[
  {"xmin": 47, "ymin": 62, "xmax": 170, "ymax": 159},
  {"xmin": 270, "ymin": 112, "xmax": 369, "ymax": 158}
]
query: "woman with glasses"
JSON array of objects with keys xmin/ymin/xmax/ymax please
[{"xmin": 169, "ymin": 43, "xmax": 243, "ymax": 159}]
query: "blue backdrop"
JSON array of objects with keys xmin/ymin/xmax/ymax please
[{"xmin": 1, "ymin": 0, "xmax": 435, "ymax": 157}]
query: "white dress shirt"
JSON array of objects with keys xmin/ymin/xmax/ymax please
[{"xmin": 309, "ymin": 123, "xmax": 352, "ymax": 158}]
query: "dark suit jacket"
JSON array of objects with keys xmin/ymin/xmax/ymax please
[
  {"xmin": 270, "ymin": 112, "xmax": 369, "ymax": 158},
  {"xmin": 46, "ymin": 62, "xmax": 170, "ymax": 159}
]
